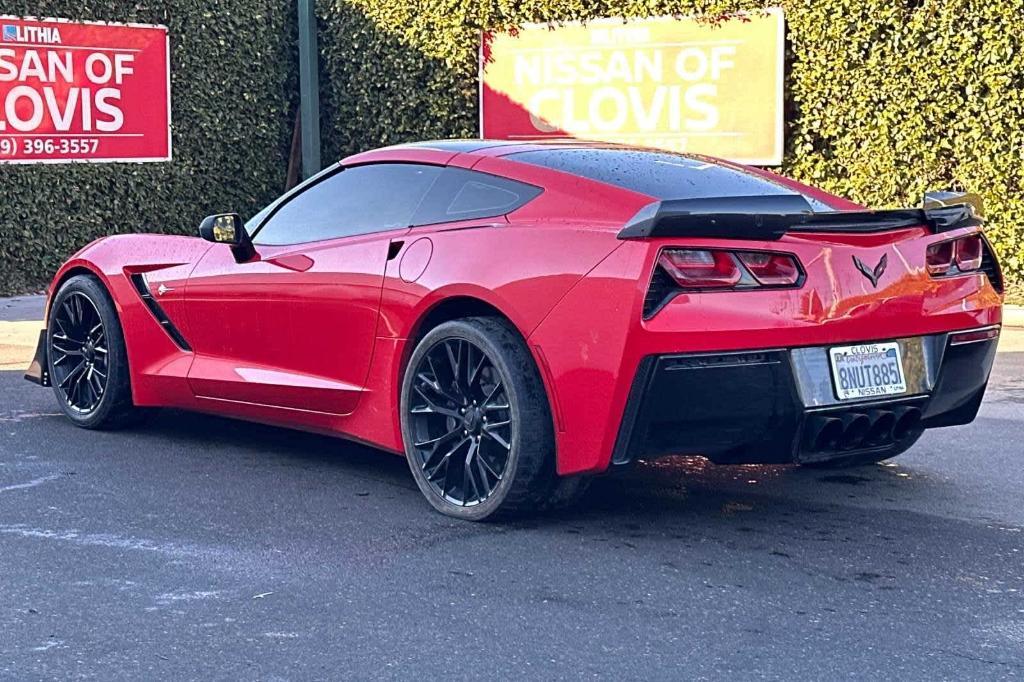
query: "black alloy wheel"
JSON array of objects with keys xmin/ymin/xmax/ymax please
[
  {"xmin": 400, "ymin": 317, "xmax": 557, "ymax": 520},
  {"xmin": 47, "ymin": 275, "xmax": 146, "ymax": 429},
  {"xmin": 407, "ymin": 336, "xmax": 513, "ymax": 507},
  {"xmin": 51, "ymin": 291, "xmax": 109, "ymax": 414}
]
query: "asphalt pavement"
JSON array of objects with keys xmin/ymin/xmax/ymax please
[{"xmin": 1, "ymin": 296, "xmax": 1023, "ymax": 680}]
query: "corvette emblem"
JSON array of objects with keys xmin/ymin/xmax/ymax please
[
  {"xmin": 157, "ymin": 283, "xmax": 173, "ymax": 296},
  {"xmin": 853, "ymin": 254, "xmax": 887, "ymax": 288}
]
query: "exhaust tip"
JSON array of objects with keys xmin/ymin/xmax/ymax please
[
  {"xmin": 840, "ymin": 413, "xmax": 871, "ymax": 450},
  {"xmin": 892, "ymin": 407, "xmax": 923, "ymax": 441},
  {"xmin": 865, "ymin": 410, "xmax": 896, "ymax": 445},
  {"xmin": 807, "ymin": 417, "xmax": 843, "ymax": 452}
]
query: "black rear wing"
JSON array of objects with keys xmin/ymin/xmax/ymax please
[{"xmin": 617, "ymin": 191, "xmax": 984, "ymax": 241}]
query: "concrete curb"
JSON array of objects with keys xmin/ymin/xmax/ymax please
[{"xmin": 1005, "ymin": 305, "xmax": 1024, "ymax": 329}]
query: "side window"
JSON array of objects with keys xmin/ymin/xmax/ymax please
[
  {"xmin": 412, "ymin": 167, "xmax": 542, "ymax": 226},
  {"xmin": 252, "ymin": 163, "xmax": 443, "ymax": 246}
]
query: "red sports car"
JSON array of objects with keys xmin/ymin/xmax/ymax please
[{"xmin": 26, "ymin": 140, "xmax": 1003, "ymax": 520}]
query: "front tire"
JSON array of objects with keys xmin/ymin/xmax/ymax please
[
  {"xmin": 400, "ymin": 317, "xmax": 556, "ymax": 521},
  {"xmin": 48, "ymin": 275, "xmax": 144, "ymax": 429}
]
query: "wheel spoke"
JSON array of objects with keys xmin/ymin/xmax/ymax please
[
  {"xmin": 53, "ymin": 317, "xmax": 69, "ymax": 338},
  {"xmin": 76, "ymin": 296, "xmax": 87, "ymax": 327},
  {"xmin": 424, "ymin": 435, "xmax": 467, "ymax": 481},
  {"xmin": 468, "ymin": 352, "xmax": 487, "ymax": 390},
  {"xmin": 52, "ymin": 334, "xmax": 83, "ymax": 349},
  {"xmin": 464, "ymin": 344, "xmax": 480, "ymax": 392},
  {"xmin": 461, "ymin": 438, "xmax": 480, "ymax": 505},
  {"xmin": 478, "ymin": 450, "xmax": 502, "ymax": 480},
  {"xmin": 70, "ymin": 369, "xmax": 88, "ymax": 407},
  {"xmin": 52, "ymin": 343, "xmax": 83, "ymax": 357},
  {"xmin": 416, "ymin": 371, "xmax": 460, "ymax": 406},
  {"xmin": 89, "ymin": 372, "xmax": 104, "ymax": 398},
  {"xmin": 472, "ymin": 445, "xmax": 493, "ymax": 499},
  {"xmin": 482, "ymin": 380, "xmax": 504, "ymax": 407},
  {"xmin": 58, "ymin": 361, "xmax": 87, "ymax": 389},
  {"xmin": 414, "ymin": 427, "xmax": 461, "ymax": 449},
  {"xmin": 411, "ymin": 387, "xmax": 461, "ymax": 419},
  {"xmin": 445, "ymin": 341, "xmax": 461, "ymax": 388},
  {"xmin": 73, "ymin": 296, "xmax": 85, "ymax": 327},
  {"xmin": 482, "ymin": 425, "xmax": 511, "ymax": 450}
]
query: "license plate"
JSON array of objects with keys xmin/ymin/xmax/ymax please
[{"xmin": 828, "ymin": 342, "xmax": 907, "ymax": 401}]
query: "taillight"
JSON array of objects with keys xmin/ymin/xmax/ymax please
[
  {"xmin": 657, "ymin": 249, "xmax": 741, "ymax": 288},
  {"xmin": 645, "ymin": 248, "xmax": 804, "ymax": 317},
  {"xmin": 927, "ymin": 233, "xmax": 984, "ymax": 278},
  {"xmin": 736, "ymin": 251, "xmax": 801, "ymax": 286},
  {"xmin": 655, "ymin": 248, "xmax": 802, "ymax": 291},
  {"xmin": 926, "ymin": 240, "xmax": 954, "ymax": 275},
  {"xmin": 954, "ymin": 235, "xmax": 983, "ymax": 271}
]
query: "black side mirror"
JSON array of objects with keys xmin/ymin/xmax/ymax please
[{"xmin": 198, "ymin": 213, "xmax": 256, "ymax": 263}]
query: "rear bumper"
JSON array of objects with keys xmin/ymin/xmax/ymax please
[{"xmin": 611, "ymin": 327, "xmax": 998, "ymax": 466}]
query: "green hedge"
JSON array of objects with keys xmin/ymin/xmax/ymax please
[
  {"xmin": 2, "ymin": 0, "xmax": 1021, "ymax": 294},
  {"xmin": 318, "ymin": 0, "xmax": 1023, "ymax": 285},
  {"xmin": 0, "ymin": 0, "xmax": 297, "ymax": 295}
]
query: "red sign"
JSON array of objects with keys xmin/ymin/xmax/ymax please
[{"xmin": 0, "ymin": 16, "xmax": 170, "ymax": 164}]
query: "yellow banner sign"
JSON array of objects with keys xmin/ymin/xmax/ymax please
[{"xmin": 480, "ymin": 9, "xmax": 785, "ymax": 165}]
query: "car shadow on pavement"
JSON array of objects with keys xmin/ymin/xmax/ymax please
[{"xmin": 129, "ymin": 406, "xmax": 961, "ymax": 529}]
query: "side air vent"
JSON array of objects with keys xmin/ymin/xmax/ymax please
[
  {"xmin": 980, "ymin": 237, "xmax": 1004, "ymax": 294},
  {"xmin": 129, "ymin": 273, "xmax": 193, "ymax": 351},
  {"xmin": 643, "ymin": 266, "xmax": 678, "ymax": 319}
]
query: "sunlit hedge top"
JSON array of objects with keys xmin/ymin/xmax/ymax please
[
  {"xmin": 1, "ymin": 0, "xmax": 1020, "ymax": 294},
  {"xmin": 320, "ymin": 0, "xmax": 1022, "ymax": 283}
]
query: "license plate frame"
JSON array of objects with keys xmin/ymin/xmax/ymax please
[{"xmin": 828, "ymin": 342, "xmax": 907, "ymax": 401}]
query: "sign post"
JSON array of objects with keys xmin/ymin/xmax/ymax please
[
  {"xmin": 481, "ymin": 10, "xmax": 785, "ymax": 165},
  {"xmin": 0, "ymin": 16, "xmax": 170, "ymax": 164},
  {"xmin": 297, "ymin": 0, "xmax": 321, "ymax": 179}
]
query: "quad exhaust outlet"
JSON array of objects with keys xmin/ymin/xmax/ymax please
[{"xmin": 805, "ymin": 407, "xmax": 922, "ymax": 454}]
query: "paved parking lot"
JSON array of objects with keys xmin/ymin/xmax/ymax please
[{"xmin": 2, "ymin": 296, "xmax": 1023, "ymax": 680}]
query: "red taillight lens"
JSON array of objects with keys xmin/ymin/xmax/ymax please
[
  {"xmin": 954, "ymin": 235, "xmax": 983, "ymax": 271},
  {"xmin": 927, "ymin": 234, "xmax": 985, "ymax": 277},
  {"xmin": 736, "ymin": 252, "xmax": 801, "ymax": 286},
  {"xmin": 658, "ymin": 249, "xmax": 741, "ymax": 288},
  {"xmin": 926, "ymin": 240, "xmax": 954, "ymax": 275}
]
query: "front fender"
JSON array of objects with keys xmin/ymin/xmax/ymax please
[{"xmin": 44, "ymin": 234, "xmax": 212, "ymax": 409}]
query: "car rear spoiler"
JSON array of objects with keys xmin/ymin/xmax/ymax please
[{"xmin": 617, "ymin": 191, "xmax": 984, "ymax": 241}]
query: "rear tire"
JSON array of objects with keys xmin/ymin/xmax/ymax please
[
  {"xmin": 400, "ymin": 316, "xmax": 556, "ymax": 521},
  {"xmin": 48, "ymin": 275, "xmax": 147, "ymax": 430}
]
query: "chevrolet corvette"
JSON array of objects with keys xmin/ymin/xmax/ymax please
[{"xmin": 25, "ymin": 140, "xmax": 1004, "ymax": 520}]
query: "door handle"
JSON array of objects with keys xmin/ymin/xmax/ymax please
[{"xmin": 267, "ymin": 254, "xmax": 314, "ymax": 272}]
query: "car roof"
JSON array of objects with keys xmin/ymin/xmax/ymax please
[
  {"xmin": 341, "ymin": 140, "xmax": 854, "ymax": 211},
  {"xmin": 374, "ymin": 138, "xmax": 637, "ymax": 158}
]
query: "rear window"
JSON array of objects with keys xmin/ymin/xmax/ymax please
[
  {"xmin": 511, "ymin": 148, "xmax": 833, "ymax": 210},
  {"xmin": 412, "ymin": 167, "xmax": 542, "ymax": 225}
]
